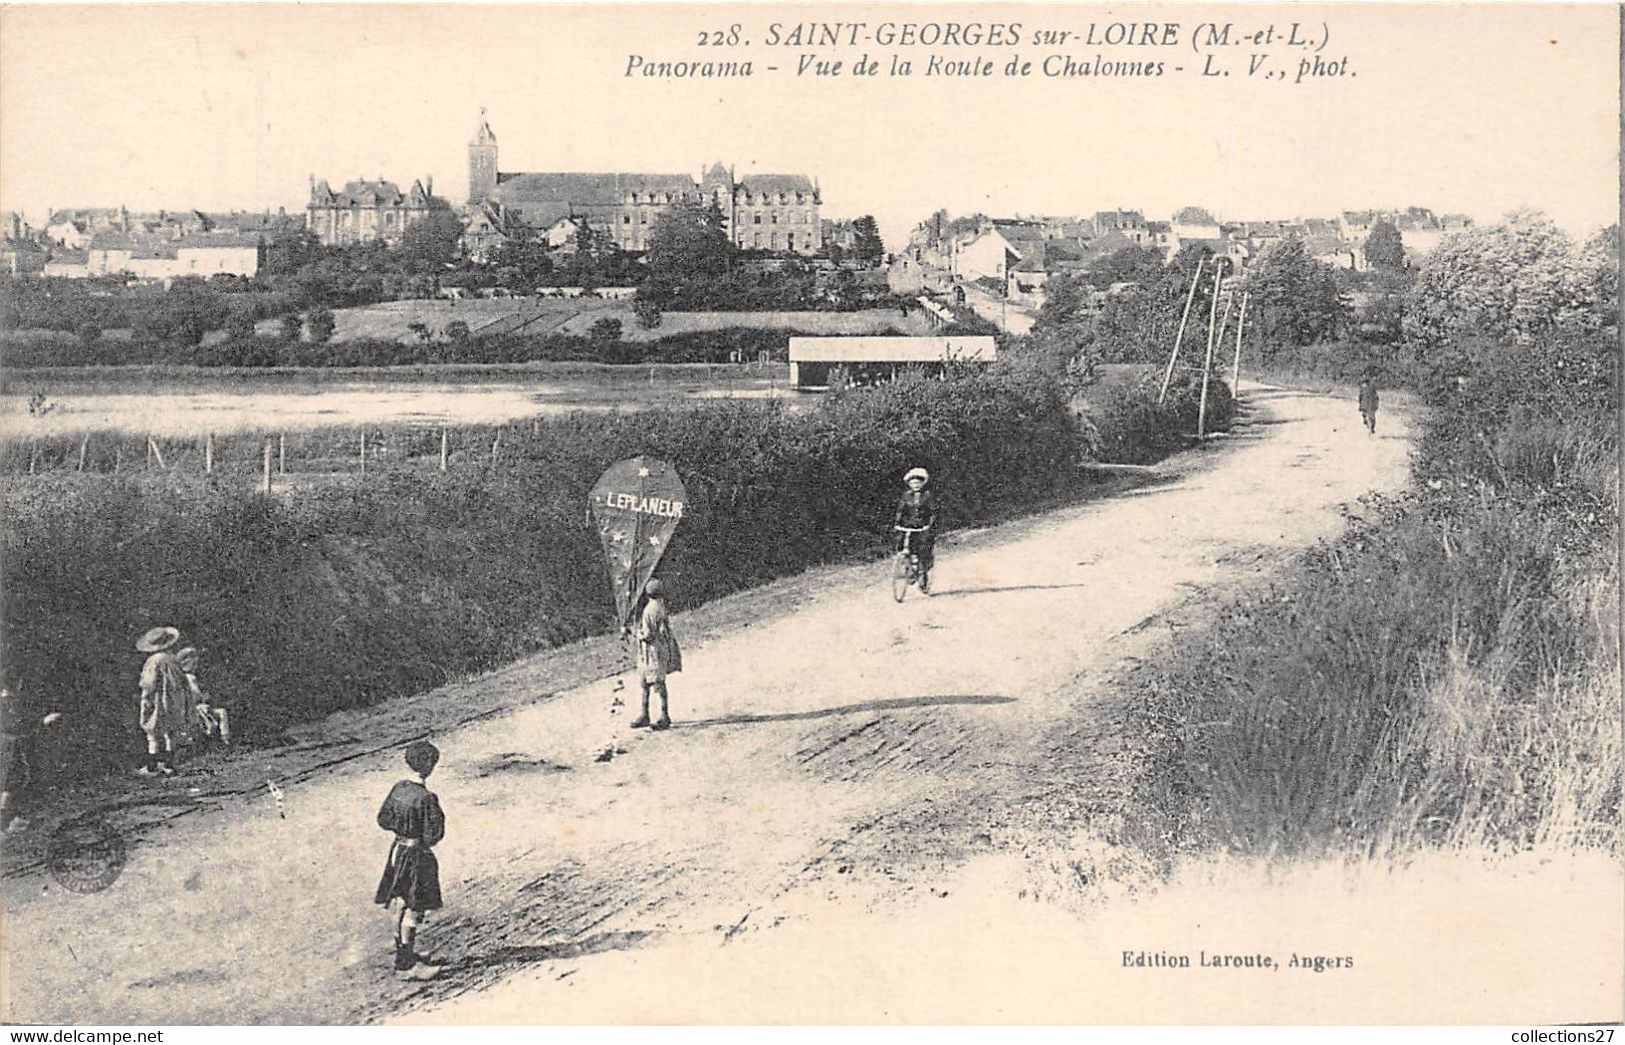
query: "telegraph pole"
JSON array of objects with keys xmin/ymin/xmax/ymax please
[
  {"xmin": 1196, "ymin": 258, "xmax": 1226, "ymax": 440},
  {"xmin": 1158, "ymin": 256, "xmax": 1205, "ymax": 405}
]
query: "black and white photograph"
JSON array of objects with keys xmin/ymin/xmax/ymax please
[{"xmin": 0, "ymin": 1, "xmax": 1619, "ymax": 1028}]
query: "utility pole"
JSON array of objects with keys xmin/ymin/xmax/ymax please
[
  {"xmin": 1158, "ymin": 256, "xmax": 1205, "ymax": 405},
  {"xmin": 1230, "ymin": 291, "xmax": 1250, "ymax": 394},
  {"xmin": 1196, "ymin": 259, "xmax": 1226, "ymax": 440}
]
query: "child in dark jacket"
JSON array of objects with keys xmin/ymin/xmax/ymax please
[
  {"xmin": 375, "ymin": 741, "xmax": 447, "ymax": 980},
  {"xmin": 894, "ymin": 467, "xmax": 939, "ymax": 589}
]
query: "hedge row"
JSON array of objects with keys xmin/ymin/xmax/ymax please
[{"xmin": 3, "ymin": 365, "xmax": 1228, "ymax": 787}]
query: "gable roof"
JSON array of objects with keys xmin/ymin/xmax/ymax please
[
  {"xmin": 492, "ymin": 172, "xmax": 697, "ymax": 207},
  {"xmin": 736, "ymin": 174, "xmax": 816, "ymax": 195}
]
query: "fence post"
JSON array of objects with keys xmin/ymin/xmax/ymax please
[
  {"xmin": 490, "ymin": 428, "xmax": 501, "ymax": 462},
  {"xmin": 279, "ymin": 433, "xmax": 286, "ymax": 475},
  {"xmin": 77, "ymin": 434, "xmax": 88, "ymax": 472},
  {"xmin": 28, "ymin": 441, "xmax": 37, "ymax": 475},
  {"xmin": 263, "ymin": 440, "xmax": 272, "ymax": 494},
  {"xmin": 440, "ymin": 426, "xmax": 448, "ymax": 473},
  {"xmin": 359, "ymin": 430, "xmax": 367, "ymax": 476},
  {"xmin": 147, "ymin": 437, "xmax": 166, "ymax": 470},
  {"xmin": 205, "ymin": 432, "xmax": 214, "ymax": 474}
]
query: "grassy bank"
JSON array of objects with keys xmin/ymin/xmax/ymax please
[
  {"xmin": 1127, "ymin": 328, "xmax": 1619, "ymax": 860},
  {"xmin": 2, "ymin": 364, "xmax": 1230, "ymax": 788}
]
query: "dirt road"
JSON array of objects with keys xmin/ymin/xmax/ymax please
[{"xmin": 0, "ymin": 384, "xmax": 1413, "ymax": 1025}]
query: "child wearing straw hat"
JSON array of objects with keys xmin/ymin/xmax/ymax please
[{"xmin": 135, "ymin": 626, "xmax": 192, "ymax": 777}]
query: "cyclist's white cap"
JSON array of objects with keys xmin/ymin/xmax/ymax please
[{"xmin": 905, "ymin": 468, "xmax": 929, "ymax": 483}]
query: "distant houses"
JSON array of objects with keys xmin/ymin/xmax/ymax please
[
  {"xmin": 9, "ymin": 206, "xmax": 297, "ymax": 282},
  {"xmin": 902, "ymin": 204, "xmax": 1476, "ymax": 309}
]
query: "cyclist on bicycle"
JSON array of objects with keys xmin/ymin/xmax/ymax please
[{"xmin": 894, "ymin": 467, "xmax": 939, "ymax": 591}]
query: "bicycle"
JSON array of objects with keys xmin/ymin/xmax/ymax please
[{"xmin": 892, "ymin": 525, "xmax": 932, "ymax": 603}]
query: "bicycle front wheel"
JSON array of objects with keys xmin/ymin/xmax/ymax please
[{"xmin": 892, "ymin": 554, "xmax": 911, "ymax": 603}]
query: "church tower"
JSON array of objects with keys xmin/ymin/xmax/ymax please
[{"xmin": 468, "ymin": 108, "xmax": 498, "ymax": 206}]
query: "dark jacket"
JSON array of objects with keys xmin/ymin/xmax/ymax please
[{"xmin": 894, "ymin": 490, "xmax": 938, "ymax": 530}]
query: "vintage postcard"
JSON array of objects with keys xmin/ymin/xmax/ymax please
[{"xmin": 0, "ymin": 1, "xmax": 1619, "ymax": 1029}]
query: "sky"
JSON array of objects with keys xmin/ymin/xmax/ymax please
[{"xmin": 0, "ymin": 3, "xmax": 1618, "ymax": 248}]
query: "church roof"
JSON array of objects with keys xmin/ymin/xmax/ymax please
[
  {"xmin": 736, "ymin": 174, "xmax": 816, "ymax": 195},
  {"xmin": 490, "ymin": 172, "xmax": 697, "ymax": 206}
]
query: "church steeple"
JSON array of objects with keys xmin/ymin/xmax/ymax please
[{"xmin": 468, "ymin": 107, "xmax": 499, "ymax": 206}]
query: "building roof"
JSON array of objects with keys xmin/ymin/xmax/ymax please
[
  {"xmin": 311, "ymin": 178, "xmax": 431, "ymax": 208},
  {"xmin": 789, "ymin": 336, "xmax": 997, "ymax": 363},
  {"xmin": 1172, "ymin": 206, "xmax": 1217, "ymax": 225},
  {"xmin": 736, "ymin": 174, "xmax": 816, "ymax": 195},
  {"xmin": 491, "ymin": 172, "xmax": 697, "ymax": 207}
]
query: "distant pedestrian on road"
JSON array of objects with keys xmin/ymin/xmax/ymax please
[
  {"xmin": 375, "ymin": 740, "xmax": 446, "ymax": 980},
  {"xmin": 1358, "ymin": 374, "xmax": 1381, "ymax": 436},
  {"xmin": 136, "ymin": 626, "xmax": 192, "ymax": 777},
  {"xmin": 630, "ymin": 579, "xmax": 681, "ymax": 731}
]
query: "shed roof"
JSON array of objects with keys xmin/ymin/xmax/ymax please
[{"xmin": 789, "ymin": 336, "xmax": 997, "ymax": 363}]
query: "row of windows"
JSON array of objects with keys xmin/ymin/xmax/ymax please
[
  {"xmin": 621, "ymin": 209, "xmax": 815, "ymax": 226},
  {"xmin": 621, "ymin": 191, "xmax": 817, "ymax": 206},
  {"xmin": 618, "ymin": 230, "xmax": 816, "ymax": 250}
]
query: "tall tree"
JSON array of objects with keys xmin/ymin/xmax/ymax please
[
  {"xmin": 398, "ymin": 205, "xmax": 465, "ymax": 274},
  {"xmin": 1363, "ymin": 219, "xmax": 1406, "ymax": 272},
  {"xmin": 851, "ymin": 215, "xmax": 885, "ymax": 263},
  {"xmin": 1247, "ymin": 238, "xmax": 1347, "ymax": 350},
  {"xmin": 641, "ymin": 206, "xmax": 735, "ymax": 308}
]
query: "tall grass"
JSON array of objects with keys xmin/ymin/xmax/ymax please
[{"xmin": 1129, "ymin": 328, "xmax": 1619, "ymax": 859}]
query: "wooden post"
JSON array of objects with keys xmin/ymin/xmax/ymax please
[
  {"xmin": 77, "ymin": 434, "xmax": 88, "ymax": 472},
  {"xmin": 205, "ymin": 432, "xmax": 214, "ymax": 474},
  {"xmin": 439, "ymin": 426, "xmax": 448, "ymax": 473},
  {"xmin": 1158, "ymin": 256, "xmax": 1205, "ymax": 405},
  {"xmin": 28, "ymin": 442, "xmax": 37, "ymax": 475},
  {"xmin": 279, "ymin": 433, "xmax": 286, "ymax": 475},
  {"xmin": 1230, "ymin": 291, "xmax": 1250, "ymax": 394},
  {"xmin": 1197, "ymin": 261, "xmax": 1225, "ymax": 440},
  {"xmin": 490, "ymin": 428, "xmax": 501, "ymax": 462},
  {"xmin": 114, "ymin": 446, "xmax": 122, "ymax": 474},
  {"xmin": 262, "ymin": 440, "xmax": 272, "ymax": 494},
  {"xmin": 359, "ymin": 430, "xmax": 366, "ymax": 475},
  {"xmin": 147, "ymin": 437, "xmax": 166, "ymax": 469}
]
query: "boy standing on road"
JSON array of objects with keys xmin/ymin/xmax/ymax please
[{"xmin": 375, "ymin": 741, "xmax": 447, "ymax": 980}]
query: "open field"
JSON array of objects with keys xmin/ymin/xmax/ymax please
[
  {"xmin": 0, "ymin": 362, "xmax": 797, "ymax": 438},
  {"xmin": 257, "ymin": 299, "xmax": 935, "ymax": 344}
]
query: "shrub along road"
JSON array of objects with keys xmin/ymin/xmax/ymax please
[{"xmin": 0, "ymin": 383, "xmax": 1411, "ymax": 1024}]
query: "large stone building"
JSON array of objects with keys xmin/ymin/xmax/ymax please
[
  {"xmin": 306, "ymin": 176, "xmax": 436, "ymax": 246},
  {"xmin": 464, "ymin": 111, "xmax": 822, "ymax": 256}
]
